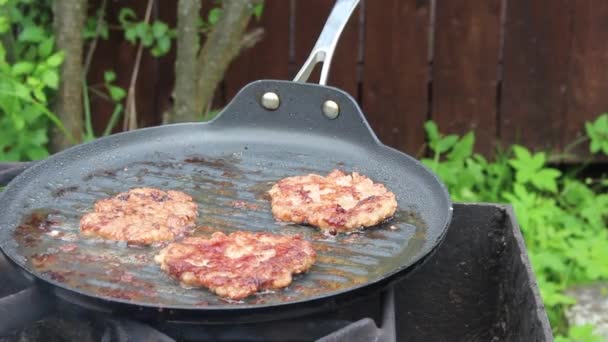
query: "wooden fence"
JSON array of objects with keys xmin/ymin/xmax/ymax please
[{"xmin": 87, "ymin": 0, "xmax": 608, "ymax": 160}]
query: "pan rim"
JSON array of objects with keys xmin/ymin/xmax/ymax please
[{"xmin": 0, "ymin": 121, "xmax": 452, "ymax": 312}]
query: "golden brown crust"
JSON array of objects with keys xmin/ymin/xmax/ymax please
[
  {"xmin": 80, "ymin": 187, "xmax": 198, "ymax": 245},
  {"xmin": 268, "ymin": 170, "xmax": 397, "ymax": 233},
  {"xmin": 154, "ymin": 231, "xmax": 316, "ymax": 300}
]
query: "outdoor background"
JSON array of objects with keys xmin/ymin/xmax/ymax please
[
  {"xmin": 1, "ymin": 1, "xmax": 607, "ymax": 341},
  {"xmin": 89, "ymin": 0, "xmax": 606, "ymax": 162}
]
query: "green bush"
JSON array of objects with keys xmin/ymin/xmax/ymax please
[
  {"xmin": 422, "ymin": 114, "xmax": 608, "ymax": 340},
  {"xmin": 0, "ymin": 0, "xmax": 65, "ymax": 161}
]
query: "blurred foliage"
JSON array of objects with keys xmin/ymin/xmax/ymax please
[
  {"xmin": 82, "ymin": 69, "xmax": 126, "ymax": 142},
  {"xmin": 586, "ymin": 114, "xmax": 608, "ymax": 155},
  {"xmin": 83, "ymin": 6, "xmax": 109, "ymax": 40},
  {"xmin": 422, "ymin": 113, "xmax": 608, "ymax": 340},
  {"xmin": 0, "ymin": 0, "xmax": 66, "ymax": 161},
  {"xmin": 0, "ymin": 1, "xmax": 262, "ymax": 161},
  {"xmin": 555, "ymin": 324, "xmax": 603, "ymax": 342},
  {"xmin": 118, "ymin": 7, "xmax": 174, "ymax": 57},
  {"xmin": 0, "ymin": 2, "xmax": 607, "ymax": 339}
]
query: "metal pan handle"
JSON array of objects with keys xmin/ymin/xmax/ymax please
[
  {"xmin": 0, "ymin": 252, "xmax": 55, "ymax": 337},
  {"xmin": 0, "ymin": 162, "xmax": 35, "ymax": 186},
  {"xmin": 293, "ymin": 0, "xmax": 360, "ymax": 85}
]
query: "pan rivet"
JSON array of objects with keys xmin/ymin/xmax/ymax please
[
  {"xmin": 261, "ymin": 92, "xmax": 280, "ymax": 110},
  {"xmin": 322, "ymin": 100, "xmax": 340, "ymax": 119}
]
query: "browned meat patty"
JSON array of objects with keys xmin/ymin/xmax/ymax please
[
  {"xmin": 268, "ymin": 169, "xmax": 397, "ymax": 233},
  {"xmin": 80, "ymin": 188, "xmax": 198, "ymax": 245},
  {"xmin": 155, "ymin": 231, "xmax": 316, "ymax": 300}
]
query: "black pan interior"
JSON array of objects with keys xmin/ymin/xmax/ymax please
[{"xmin": 0, "ymin": 81, "xmax": 451, "ymax": 311}]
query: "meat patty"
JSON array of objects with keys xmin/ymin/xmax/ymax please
[
  {"xmin": 155, "ymin": 231, "xmax": 316, "ymax": 300},
  {"xmin": 268, "ymin": 170, "xmax": 397, "ymax": 233},
  {"xmin": 80, "ymin": 188, "xmax": 198, "ymax": 245}
]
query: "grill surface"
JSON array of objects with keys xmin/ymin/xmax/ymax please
[
  {"xmin": 0, "ymin": 125, "xmax": 448, "ymax": 310},
  {"xmin": 10, "ymin": 154, "xmax": 426, "ymax": 306}
]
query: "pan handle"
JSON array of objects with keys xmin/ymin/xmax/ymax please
[
  {"xmin": 0, "ymin": 251, "xmax": 55, "ymax": 336},
  {"xmin": 0, "ymin": 161, "xmax": 35, "ymax": 186},
  {"xmin": 210, "ymin": 80, "xmax": 380, "ymax": 145},
  {"xmin": 0, "ymin": 286, "xmax": 56, "ymax": 337},
  {"xmin": 293, "ymin": 0, "xmax": 360, "ymax": 85}
]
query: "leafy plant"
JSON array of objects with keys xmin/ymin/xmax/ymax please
[
  {"xmin": 586, "ymin": 113, "xmax": 608, "ymax": 155},
  {"xmin": 555, "ymin": 324, "xmax": 603, "ymax": 342},
  {"xmin": 82, "ymin": 70, "xmax": 125, "ymax": 142},
  {"xmin": 0, "ymin": 0, "xmax": 68, "ymax": 161},
  {"xmin": 198, "ymin": 2, "xmax": 264, "ymax": 33},
  {"xmin": 83, "ymin": 6, "xmax": 109, "ymax": 40},
  {"xmin": 119, "ymin": 8, "xmax": 175, "ymax": 57},
  {"xmin": 422, "ymin": 119, "xmax": 608, "ymax": 340}
]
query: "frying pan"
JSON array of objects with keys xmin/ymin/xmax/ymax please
[{"xmin": 0, "ymin": 0, "xmax": 451, "ymax": 328}]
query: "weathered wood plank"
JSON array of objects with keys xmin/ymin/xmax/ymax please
[
  {"xmin": 362, "ymin": 0, "xmax": 430, "ymax": 156},
  {"xmin": 563, "ymin": 0, "xmax": 608, "ymax": 161},
  {"xmin": 224, "ymin": 1, "xmax": 291, "ymax": 102},
  {"xmin": 432, "ymin": 0, "xmax": 502, "ymax": 156},
  {"xmin": 500, "ymin": 0, "xmax": 573, "ymax": 153},
  {"xmin": 154, "ymin": 0, "xmax": 177, "ymax": 123}
]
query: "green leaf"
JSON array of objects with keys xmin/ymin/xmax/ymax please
[
  {"xmin": 100, "ymin": 25, "xmax": 109, "ymax": 40},
  {"xmin": 32, "ymin": 88, "xmax": 46, "ymax": 102},
  {"xmin": 141, "ymin": 32, "xmax": 154, "ymax": 47},
  {"xmin": 125, "ymin": 28, "xmax": 137, "ymax": 44},
  {"xmin": 104, "ymin": 70, "xmax": 116, "ymax": 83},
  {"xmin": 150, "ymin": 46, "xmax": 161, "ymax": 57},
  {"xmin": 12, "ymin": 61, "xmax": 35, "ymax": 75},
  {"xmin": 38, "ymin": 37, "xmax": 54, "ymax": 57},
  {"xmin": 25, "ymin": 145, "xmax": 48, "ymax": 160},
  {"xmin": 253, "ymin": 3, "xmax": 264, "ymax": 20},
  {"xmin": 447, "ymin": 132, "xmax": 475, "ymax": 161},
  {"xmin": 108, "ymin": 85, "xmax": 126, "ymax": 102},
  {"xmin": 590, "ymin": 140, "xmax": 601, "ymax": 153},
  {"xmin": 568, "ymin": 324, "xmax": 603, "ymax": 342},
  {"xmin": 585, "ymin": 114, "xmax": 608, "ymax": 155},
  {"xmin": 29, "ymin": 129, "xmax": 49, "ymax": 145},
  {"xmin": 0, "ymin": 43, "xmax": 6, "ymax": 62},
  {"xmin": 46, "ymin": 51, "xmax": 64, "ymax": 67},
  {"xmin": 208, "ymin": 8, "xmax": 223, "ymax": 25},
  {"xmin": 436, "ymin": 135, "xmax": 458, "ymax": 153},
  {"xmin": 531, "ymin": 168, "xmax": 561, "ymax": 192},
  {"xmin": 424, "ymin": 121, "xmax": 439, "ymax": 144},
  {"xmin": 41, "ymin": 69, "xmax": 59, "ymax": 89},
  {"xmin": 0, "ymin": 16, "xmax": 9, "ymax": 34},
  {"xmin": 152, "ymin": 21, "xmax": 168, "ymax": 38},
  {"xmin": 11, "ymin": 114, "xmax": 25, "ymax": 130},
  {"xmin": 512, "ymin": 145, "xmax": 532, "ymax": 162},
  {"xmin": 155, "ymin": 35, "xmax": 171, "ymax": 55},
  {"xmin": 532, "ymin": 251, "xmax": 567, "ymax": 273},
  {"xmin": 135, "ymin": 22, "xmax": 148, "ymax": 38},
  {"xmin": 118, "ymin": 8, "xmax": 137, "ymax": 27},
  {"xmin": 18, "ymin": 26, "xmax": 45, "ymax": 42},
  {"xmin": 14, "ymin": 83, "xmax": 31, "ymax": 99},
  {"xmin": 83, "ymin": 17, "xmax": 97, "ymax": 39},
  {"xmin": 26, "ymin": 76, "xmax": 40, "ymax": 87}
]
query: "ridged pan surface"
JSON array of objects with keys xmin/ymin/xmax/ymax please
[{"xmin": 0, "ymin": 81, "xmax": 451, "ymax": 310}]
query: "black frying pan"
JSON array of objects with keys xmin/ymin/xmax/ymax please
[{"xmin": 0, "ymin": 0, "xmax": 451, "ymax": 327}]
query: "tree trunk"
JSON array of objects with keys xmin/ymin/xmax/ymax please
[
  {"xmin": 194, "ymin": 0, "xmax": 259, "ymax": 119},
  {"xmin": 169, "ymin": 0, "xmax": 201, "ymax": 123},
  {"xmin": 51, "ymin": 0, "xmax": 87, "ymax": 152}
]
